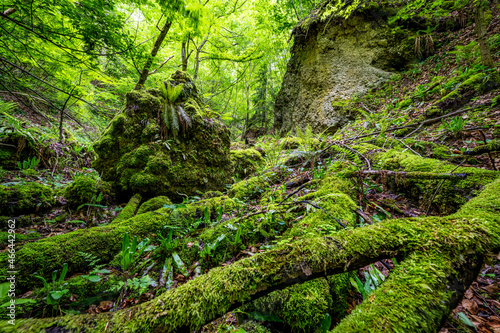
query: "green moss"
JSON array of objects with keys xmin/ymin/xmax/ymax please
[
  {"xmin": 229, "ymin": 172, "xmax": 280, "ymax": 200},
  {"xmin": 332, "ymin": 252, "xmax": 455, "ymax": 332},
  {"xmin": 248, "ymin": 278, "xmax": 332, "ymax": 332},
  {"xmin": 0, "ymin": 182, "xmax": 54, "ymax": 215},
  {"xmin": 13, "ymin": 174, "xmax": 500, "ymax": 332},
  {"xmin": 114, "ymin": 194, "xmax": 143, "ymax": 222},
  {"xmin": 136, "ymin": 195, "xmax": 171, "ymax": 215},
  {"xmin": 434, "ymin": 73, "xmax": 487, "ymax": 110},
  {"xmin": 231, "ymin": 148, "xmax": 264, "ymax": 178},
  {"xmin": 93, "ymin": 72, "xmax": 232, "ymax": 200},
  {"xmin": 63, "ymin": 175, "xmax": 111, "ymax": 209},
  {"xmin": 369, "ymin": 148, "xmax": 499, "ymax": 214}
]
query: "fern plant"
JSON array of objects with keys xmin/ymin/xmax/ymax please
[{"xmin": 159, "ymin": 82, "xmax": 192, "ymax": 140}]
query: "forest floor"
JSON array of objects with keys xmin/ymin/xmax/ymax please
[{"xmin": 1, "ymin": 5, "xmax": 500, "ymax": 333}]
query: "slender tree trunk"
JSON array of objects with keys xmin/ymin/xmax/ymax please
[
  {"xmin": 263, "ymin": 64, "xmax": 268, "ymax": 130},
  {"xmin": 181, "ymin": 35, "xmax": 190, "ymax": 72},
  {"xmin": 59, "ymin": 86, "xmax": 76, "ymax": 143},
  {"xmin": 241, "ymin": 62, "xmax": 253, "ymax": 141},
  {"xmin": 193, "ymin": 33, "xmax": 210, "ymax": 81},
  {"xmin": 474, "ymin": 2, "xmax": 495, "ymax": 69},
  {"xmin": 134, "ymin": 20, "xmax": 172, "ymax": 90}
]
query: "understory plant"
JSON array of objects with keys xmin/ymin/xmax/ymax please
[{"xmin": 33, "ymin": 263, "xmax": 69, "ymax": 315}]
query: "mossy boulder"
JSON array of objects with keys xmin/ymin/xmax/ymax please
[
  {"xmin": 274, "ymin": 4, "xmax": 415, "ymax": 135},
  {"xmin": 0, "ymin": 182, "xmax": 54, "ymax": 215},
  {"xmin": 63, "ymin": 175, "xmax": 112, "ymax": 209},
  {"xmin": 93, "ymin": 71, "xmax": 232, "ymax": 200},
  {"xmin": 231, "ymin": 148, "xmax": 264, "ymax": 178},
  {"xmin": 0, "ymin": 129, "xmax": 39, "ymax": 170}
]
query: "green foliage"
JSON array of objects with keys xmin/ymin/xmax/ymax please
[
  {"xmin": 120, "ymin": 233, "xmax": 150, "ymax": 272},
  {"xmin": 349, "ymin": 264, "xmax": 386, "ymax": 300},
  {"xmin": 450, "ymin": 41, "xmax": 480, "ymax": 64},
  {"xmin": 200, "ymin": 234, "xmax": 226, "ymax": 260},
  {"xmin": 17, "ymin": 157, "xmax": 40, "ymax": 170},
  {"xmin": 33, "ymin": 263, "xmax": 69, "ymax": 306},
  {"xmin": 442, "ymin": 116, "xmax": 466, "ymax": 136}
]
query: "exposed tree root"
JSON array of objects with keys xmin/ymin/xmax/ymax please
[{"xmin": 8, "ymin": 178, "xmax": 500, "ymax": 333}]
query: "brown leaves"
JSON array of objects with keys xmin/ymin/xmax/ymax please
[{"xmin": 88, "ymin": 301, "xmax": 114, "ymax": 314}]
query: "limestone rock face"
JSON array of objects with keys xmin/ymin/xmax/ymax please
[
  {"xmin": 274, "ymin": 8, "xmax": 414, "ymax": 135},
  {"xmin": 93, "ymin": 71, "xmax": 232, "ymax": 200}
]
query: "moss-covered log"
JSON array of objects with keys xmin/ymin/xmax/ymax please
[
  {"xmin": 362, "ymin": 146, "xmax": 500, "ymax": 214},
  {"xmin": 113, "ymin": 193, "xmax": 142, "ymax": 222},
  {"xmin": 8, "ymin": 177, "xmax": 500, "ymax": 333},
  {"xmin": 332, "ymin": 251, "xmax": 483, "ymax": 332},
  {"xmin": 464, "ymin": 139, "xmax": 500, "ymax": 156},
  {"xmin": 9, "ymin": 196, "xmax": 237, "ymax": 292}
]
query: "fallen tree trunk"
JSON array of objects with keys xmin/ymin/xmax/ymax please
[
  {"xmin": 464, "ymin": 139, "xmax": 500, "ymax": 156},
  {"xmin": 8, "ymin": 196, "xmax": 238, "ymax": 292},
  {"xmin": 342, "ymin": 170, "xmax": 470, "ymax": 180},
  {"xmin": 10, "ymin": 178, "xmax": 500, "ymax": 332}
]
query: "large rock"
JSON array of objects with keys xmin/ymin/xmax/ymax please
[
  {"xmin": 93, "ymin": 71, "xmax": 232, "ymax": 200},
  {"xmin": 274, "ymin": 4, "xmax": 414, "ymax": 135}
]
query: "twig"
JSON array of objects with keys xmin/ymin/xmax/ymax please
[
  {"xmin": 342, "ymin": 170, "xmax": 470, "ymax": 180},
  {"xmin": 340, "ymin": 143, "xmax": 371, "ymax": 170},
  {"xmin": 280, "ymin": 179, "xmax": 313, "ymax": 204},
  {"xmin": 393, "ymin": 137, "xmax": 422, "ymax": 156},
  {"xmin": 355, "ymin": 209, "xmax": 373, "ymax": 225},
  {"xmin": 282, "ymin": 200, "xmax": 347, "ymax": 229},
  {"xmin": 425, "ymin": 159, "xmax": 466, "ymax": 215},
  {"xmin": 348, "ymin": 106, "xmax": 476, "ymax": 141},
  {"xmin": 479, "ymin": 131, "xmax": 497, "ymax": 171}
]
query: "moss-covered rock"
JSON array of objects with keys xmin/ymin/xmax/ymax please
[
  {"xmin": 0, "ymin": 182, "xmax": 54, "ymax": 215},
  {"xmin": 274, "ymin": 5, "xmax": 415, "ymax": 135},
  {"xmin": 0, "ymin": 130, "xmax": 38, "ymax": 170},
  {"xmin": 231, "ymin": 148, "xmax": 264, "ymax": 178},
  {"xmin": 63, "ymin": 175, "xmax": 112, "ymax": 209},
  {"xmin": 93, "ymin": 71, "xmax": 232, "ymax": 200}
]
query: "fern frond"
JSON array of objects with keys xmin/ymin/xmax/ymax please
[
  {"xmin": 166, "ymin": 83, "xmax": 184, "ymax": 103},
  {"xmin": 177, "ymin": 105, "xmax": 192, "ymax": 134},
  {"xmin": 171, "ymin": 105, "xmax": 179, "ymax": 139}
]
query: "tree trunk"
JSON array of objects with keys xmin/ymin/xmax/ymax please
[
  {"xmin": 241, "ymin": 62, "xmax": 253, "ymax": 141},
  {"xmin": 181, "ymin": 36, "xmax": 190, "ymax": 72},
  {"xmin": 134, "ymin": 20, "xmax": 172, "ymax": 90},
  {"xmin": 13, "ymin": 177, "xmax": 500, "ymax": 332},
  {"xmin": 474, "ymin": 2, "xmax": 495, "ymax": 69},
  {"xmin": 193, "ymin": 33, "xmax": 210, "ymax": 81}
]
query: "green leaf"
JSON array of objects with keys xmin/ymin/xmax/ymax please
[
  {"xmin": 247, "ymin": 311, "xmax": 283, "ymax": 322},
  {"xmin": 59, "ymin": 263, "xmax": 68, "ymax": 282},
  {"xmin": 1, "ymin": 298, "xmax": 36, "ymax": 308},
  {"xmin": 0, "ymin": 283, "xmax": 9, "ymax": 299},
  {"xmin": 49, "ymin": 289, "xmax": 69, "ymax": 301},
  {"xmin": 81, "ymin": 275, "xmax": 101, "ymax": 282},
  {"xmin": 458, "ymin": 312, "xmax": 477, "ymax": 330},
  {"xmin": 33, "ymin": 275, "xmax": 49, "ymax": 289},
  {"xmin": 318, "ymin": 313, "xmax": 331, "ymax": 333},
  {"xmin": 172, "ymin": 252, "xmax": 188, "ymax": 276}
]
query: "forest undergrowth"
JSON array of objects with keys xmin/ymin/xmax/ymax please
[{"xmin": 1, "ymin": 3, "xmax": 500, "ymax": 333}]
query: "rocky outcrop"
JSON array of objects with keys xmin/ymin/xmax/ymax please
[
  {"xmin": 93, "ymin": 71, "xmax": 232, "ymax": 200},
  {"xmin": 274, "ymin": 5, "xmax": 414, "ymax": 135}
]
